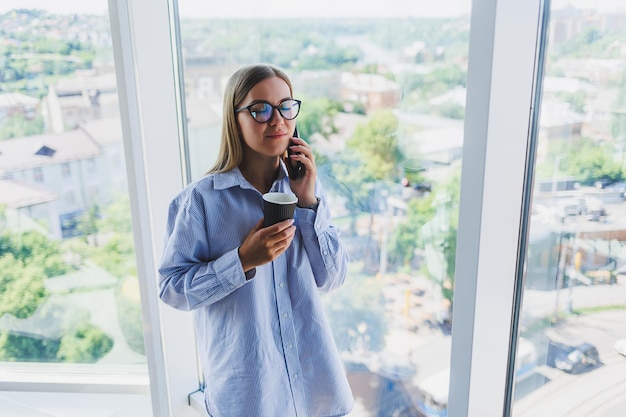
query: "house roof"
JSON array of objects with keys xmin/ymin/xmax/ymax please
[
  {"xmin": 0, "ymin": 92, "xmax": 40, "ymax": 108},
  {"xmin": 0, "ymin": 128, "xmax": 101, "ymax": 172},
  {"xmin": 79, "ymin": 118, "xmax": 123, "ymax": 146},
  {"xmin": 0, "ymin": 180, "xmax": 56, "ymax": 208}
]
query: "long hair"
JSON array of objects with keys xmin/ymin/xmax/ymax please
[{"xmin": 207, "ymin": 64, "xmax": 294, "ymax": 174}]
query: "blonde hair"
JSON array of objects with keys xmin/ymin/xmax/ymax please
[{"xmin": 207, "ymin": 64, "xmax": 294, "ymax": 174}]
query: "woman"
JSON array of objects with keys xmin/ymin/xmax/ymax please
[{"xmin": 158, "ymin": 64, "xmax": 354, "ymax": 417}]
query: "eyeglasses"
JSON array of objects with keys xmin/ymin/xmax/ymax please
[{"xmin": 235, "ymin": 98, "xmax": 301, "ymax": 123}]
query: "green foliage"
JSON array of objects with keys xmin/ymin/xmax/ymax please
[
  {"xmin": 325, "ymin": 110, "xmax": 405, "ymax": 228},
  {"xmin": 0, "ymin": 332, "xmax": 59, "ymax": 362},
  {"xmin": 395, "ymin": 64, "xmax": 466, "ymax": 107},
  {"xmin": 99, "ymin": 194, "xmax": 133, "ymax": 234},
  {"xmin": 89, "ymin": 233, "xmax": 136, "ymax": 279},
  {"xmin": 0, "ymin": 254, "xmax": 47, "ymax": 319},
  {"xmin": 552, "ymin": 27, "xmax": 626, "ymax": 59},
  {"xmin": 388, "ymin": 194, "xmax": 436, "ymax": 266},
  {"xmin": 326, "ymin": 153, "xmax": 378, "ymax": 216},
  {"xmin": 0, "ymin": 233, "xmax": 54, "ymax": 326},
  {"xmin": 57, "ymin": 324, "xmax": 113, "ymax": 363},
  {"xmin": 0, "ymin": 113, "xmax": 45, "ymax": 140},
  {"xmin": 388, "ymin": 171, "xmax": 460, "ymax": 310},
  {"xmin": 0, "ymin": 230, "xmax": 70, "ymax": 277},
  {"xmin": 0, "ymin": 229, "xmax": 113, "ymax": 363},
  {"xmin": 296, "ymin": 97, "xmax": 340, "ymax": 140},
  {"xmin": 565, "ymin": 138, "xmax": 625, "ymax": 185},
  {"xmin": 76, "ymin": 204, "xmax": 100, "ymax": 244},
  {"xmin": 346, "ymin": 109, "xmax": 403, "ymax": 181},
  {"xmin": 557, "ymin": 90, "xmax": 588, "ymax": 114}
]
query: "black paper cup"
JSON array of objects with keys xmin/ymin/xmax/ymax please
[{"xmin": 262, "ymin": 192, "xmax": 298, "ymax": 227}]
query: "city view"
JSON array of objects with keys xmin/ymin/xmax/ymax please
[{"xmin": 0, "ymin": 1, "xmax": 625, "ymax": 416}]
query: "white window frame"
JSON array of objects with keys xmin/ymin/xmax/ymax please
[
  {"xmin": 109, "ymin": 0, "xmax": 199, "ymax": 416},
  {"xmin": 105, "ymin": 0, "xmax": 548, "ymax": 416},
  {"xmin": 0, "ymin": 0, "xmax": 548, "ymax": 416},
  {"xmin": 0, "ymin": 1, "xmax": 189, "ymax": 411},
  {"xmin": 449, "ymin": 0, "xmax": 545, "ymax": 416}
]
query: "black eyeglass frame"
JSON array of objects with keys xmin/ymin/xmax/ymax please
[{"xmin": 235, "ymin": 98, "xmax": 302, "ymax": 123}]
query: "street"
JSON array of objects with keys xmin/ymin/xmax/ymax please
[{"xmin": 513, "ymin": 309, "xmax": 626, "ymax": 417}]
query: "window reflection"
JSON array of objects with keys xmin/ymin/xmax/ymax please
[
  {"xmin": 513, "ymin": 2, "xmax": 626, "ymax": 416},
  {"xmin": 0, "ymin": 5, "xmax": 147, "ymax": 371},
  {"xmin": 176, "ymin": 2, "xmax": 471, "ymax": 415}
]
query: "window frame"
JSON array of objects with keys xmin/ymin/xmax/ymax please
[
  {"xmin": 110, "ymin": 0, "xmax": 549, "ymax": 416},
  {"xmin": 0, "ymin": 1, "xmax": 549, "ymax": 417},
  {"xmin": 448, "ymin": 0, "xmax": 547, "ymax": 416},
  {"xmin": 108, "ymin": 0, "xmax": 200, "ymax": 416}
]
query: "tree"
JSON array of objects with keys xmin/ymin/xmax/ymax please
[
  {"xmin": 389, "ymin": 170, "xmax": 460, "ymax": 318},
  {"xmin": 388, "ymin": 193, "xmax": 436, "ymax": 267},
  {"xmin": 76, "ymin": 204, "xmax": 101, "ymax": 245},
  {"xmin": 296, "ymin": 97, "xmax": 340, "ymax": 140},
  {"xmin": 0, "ymin": 253, "xmax": 47, "ymax": 319},
  {"xmin": 425, "ymin": 173, "xmax": 460, "ymax": 318},
  {"xmin": 3, "ymin": 230, "xmax": 70, "ymax": 277},
  {"xmin": 0, "ymin": 113, "xmax": 45, "ymax": 140},
  {"xmin": 346, "ymin": 109, "xmax": 404, "ymax": 182},
  {"xmin": 57, "ymin": 324, "xmax": 113, "ymax": 363},
  {"xmin": 565, "ymin": 138, "xmax": 625, "ymax": 186},
  {"xmin": 0, "ymin": 230, "xmax": 119, "ymax": 363},
  {"xmin": 0, "ymin": 332, "xmax": 59, "ymax": 362}
]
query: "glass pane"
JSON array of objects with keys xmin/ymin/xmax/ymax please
[
  {"xmin": 176, "ymin": 2, "xmax": 471, "ymax": 415},
  {"xmin": 0, "ymin": 2, "xmax": 148, "ymax": 378},
  {"xmin": 513, "ymin": 2, "xmax": 626, "ymax": 416}
]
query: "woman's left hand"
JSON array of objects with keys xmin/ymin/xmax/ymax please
[{"xmin": 286, "ymin": 137, "xmax": 317, "ymax": 207}]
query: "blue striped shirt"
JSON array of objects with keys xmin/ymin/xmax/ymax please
[{"xmin": 158, "ymin": 163, "xmax": 354, "ymax": 417}]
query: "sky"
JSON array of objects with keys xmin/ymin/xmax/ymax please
[
  {"xmin": 0, "ymin": 0, "xmax": 623, "ymax": 18},
  {"xmin": 0, "ymin": 0, "xmax": 469, "ymax": 18}
]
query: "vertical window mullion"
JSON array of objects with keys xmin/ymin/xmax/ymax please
[
  {"xmin": 449, "ymin": 0, "xmax": 544, "ymax": 416},
  {"xmin": 109, "ymin": 0, "xmax": 199, "ymax": 416}
]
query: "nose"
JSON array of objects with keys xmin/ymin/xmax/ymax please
[{"xmin": 268, "ymin": 107, "xmax": 285, "ymax": 125}]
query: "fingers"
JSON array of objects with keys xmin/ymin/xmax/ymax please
[
  {"xmin": 239, "ymin": 219, "xmax": 296, "ymax": 271},
  {"xmin": 262, "ymin": 219, "xmax": 296, "ymax": 250},
  {"xmin": 288, "ymin": 139, "xmax": 315, "ymax": 166}
]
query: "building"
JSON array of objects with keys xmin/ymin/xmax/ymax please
[
  {"xmin": 341, "ymin": 72, "xmax": 402, "ymax": 112},
  {"xmin": 0, "ymin": 92, "xmax": 40, "ymax": 122},
  {"xmin": 0, "ymin": 118, "xmax": 125, "ymax": 238},
  {"xmin": 44, "ymin": 72, "xmax": 120, "ymax": 133},
  {"xmin": 1, "ymin": 2, "xmax": 626, "ymax": 417}
]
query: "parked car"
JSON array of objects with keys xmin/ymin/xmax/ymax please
[
  {"xmin": 615, "ymin": 339, "xmax": 626, "ymax": 357},
  {"xmin": 554, "ymin": 342, "xmax": 600, "ymax": 374}
]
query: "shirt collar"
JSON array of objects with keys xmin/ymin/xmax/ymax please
[{"xmin": 213, "ymin": 161, "xmax": 289, "ymax": 191}]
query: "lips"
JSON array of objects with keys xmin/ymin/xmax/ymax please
[{"xmin": 266, "ymin": 131, "xmax": 287, "ymax": 139}]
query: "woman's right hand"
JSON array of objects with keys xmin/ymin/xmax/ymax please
[{"xmin": 238, "ymin": 218, "xmax": 296, "ymax": 273}]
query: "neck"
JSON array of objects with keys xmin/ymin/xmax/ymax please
[{"xmin": 240, "ymin": 161, "xmax": 279, "ymax": 193}]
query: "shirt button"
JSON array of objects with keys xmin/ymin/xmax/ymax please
[
  {"xmin": 293, "ymin": 373, "xmax": 298, "ymax": 379},
  {"xmin": 283, "ymin": 313, "xmax": 289, "ymax": 319},
  {"xmin": 287, "ymin": 343, "xmax": 293, "ymax": 350},
  {"xmin": 279, "ymin": 282, "xmax": 285, "ymax": 288}
]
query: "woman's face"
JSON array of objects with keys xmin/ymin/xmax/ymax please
[{"xmin": 237, "ymin": 76, "xmax": 296, "ymax": 161}]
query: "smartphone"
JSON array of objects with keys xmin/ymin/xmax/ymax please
[{"xmin": 287, "ymin": 126, "xmax": 305, "ymax": 180}]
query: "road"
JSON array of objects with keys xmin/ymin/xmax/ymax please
[
  {"xmin": 513, "ymin": 309, "xmax": 626, "ymax": 417},
  {"xmin": 377, "ymin": 309, "xmax": 626, "ymax": 417}
]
